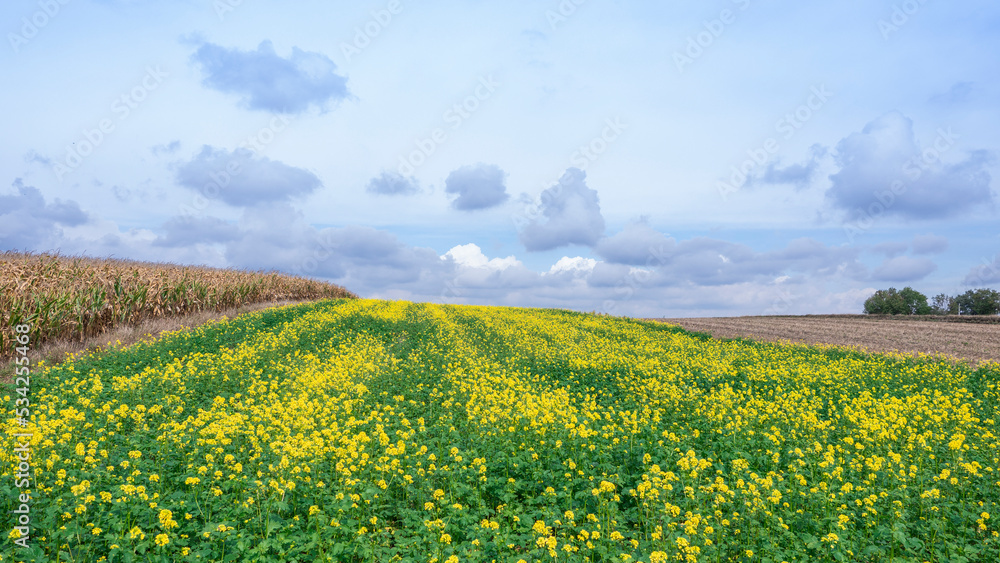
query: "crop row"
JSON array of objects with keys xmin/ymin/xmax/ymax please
[
  {"xmin": 0, "ymin": 252, "xmax": 355, "ymax": 359},
  {"xmin": 1, "ymin": 299, "xmax": 998, "ymax": 561}
]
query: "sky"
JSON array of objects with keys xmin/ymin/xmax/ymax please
[{"xmin": 2, "ymin": 0, "xmax": 999, "ymax": 317}]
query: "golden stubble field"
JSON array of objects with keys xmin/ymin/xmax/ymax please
[{"xmin": 650, "ymin": 314, "xmax": 1000, "ymax": 366}]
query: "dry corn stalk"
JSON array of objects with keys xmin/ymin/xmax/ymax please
[{"xmin": 0, "ymin": 251, "xmax": 356, "ymax": 359}]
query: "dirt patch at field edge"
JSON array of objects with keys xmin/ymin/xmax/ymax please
[
  {"xmin": 0, "ymin": 298, "xmax": 320, "ymax": 384},
  {"xmin": 647, "ymin": 315, "xmax": 1000, "ymax": 366}
]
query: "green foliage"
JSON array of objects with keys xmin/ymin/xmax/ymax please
[
  {"xmin": 3, "ymin": 299, "xmax": 999, "ymax": 562},
  {"xmin": 931, "ymin": 293, "xmax": 958, "ymax": 315},
  {"xmin": 955, "ymin": 288, "xmax": 1000, "ymax": 316},
  {"xmin": 899, "ymin": 287, "xmax": 932, "ymax": 315},
  {"xmin": 864, "ymin": 286, "xmax": 930, "ymax": 315}
]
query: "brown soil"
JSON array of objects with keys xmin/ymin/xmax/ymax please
[{"xmin": 647, "ymin": 315, "xmax": 1000, "ymax": 366}]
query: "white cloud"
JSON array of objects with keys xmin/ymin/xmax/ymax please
[
  {"xmin": 519, "ymin": 167, "xmax": 605, "ymax": 251},
  {"xmin": 443, "ymin": 243, "xmax": 521, "ymax": 272},
  {"xmin": 547, "ymin": 256, "xmax": 597, "ymax": 275}
]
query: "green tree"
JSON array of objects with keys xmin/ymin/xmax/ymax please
[
  {"xmin": 955, "ymin": 288, "xmax": 1000, "ymax": 315},
  {"xmin": 864, "ymin": 288, "xmax": 906, "ymax": 314},
  {"xmin": 864, "ymin": 287, "xmax": 930, "ymax": 315},
  {"xmin": 899, "ymin": 287, "xmax": 932, "ymax": 315},
  {"xmin": 931, "ymin": 293, "xmax": 957, "ymax": 315}
]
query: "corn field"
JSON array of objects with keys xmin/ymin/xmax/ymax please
[{"xmin": 0, "ymin": 251, "xmax": 356, "ymax": 359}]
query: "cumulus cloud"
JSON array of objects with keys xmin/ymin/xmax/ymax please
[
  {"xmin": 519, "ymin": 167, "xmax": 605, "ymax": 251},
  {"xmin": 594, "ymin": 221, "xmax": 674, "ymax": 265},
  {"xmin": 1, "ymin": 193, "xmax": 886, "ymax": 317},
  {"xmin": 191, "ymin": 40, "xmax": 349, "ymax": 113},
  {"xmin": 151, "ymin": 141, "xmax": 181, "ymax": 156},
  {"xmin": 153, "ymin": 215, "xmax": 240, "ymax": 247},
  {"xmin": 593, "ymin": 235, "xmax": 865, "ymax": 288},
  {"xmin": 0, "ymin": 179, "xmax": 90, "ymax": 250},
  {"xmin": 929, "ymin": 81, "xmax": 975, "ymax": 105},
  {"xmin": 440, "ymin": 244, "xmax": 539, "ymax": 299},
  {"xmin": 963, "ymin": 255, "xmax": 1000, "ymax": 286},
  {"xmin": 547, "ymin": 256, "xmax": 597, "ymax": 276},
  {"xmin": 220, "ymin": 204, "xmax": 450, "ymax": 290},
  {"xmin": 751, "ymin": 144, "xmax": 827, "ymax": 190},
  {"xmin": 870, "ymin": 234, "xmax": 948, "ymax": 259},
  {"xmin": 176, "ymin": 146, "xmax": 321, "ymax": 206},
  {"xmin": 0, "ymin": 179, "xmax": 895, "ymax": 318},
  {"xmin": 871, "ymin": 256, "xmax": 937, "ymax": 282},
  {"xmin": 872, "ymin": 241, "xmax": 909, "ymax": 258},
  {"xmin": 445, "ymin": 163, "xmax": 510, "ymax": 211},
  {"xmin": 911, "ymin": 234, "xmax": 948, "ymax": 255},
  {"xmin": 443, "ymin": 243, "xmax": 520, "ymax": 271},
  {"xmin": 23, "ymin": 150, "xmax": 52, "ymax": 166},
  {"xmin": 366, "ymin": 171, "xmax": 420, "ymax": 196},
  {"xmin": 826, "ymin": 111, "xmax": 994, "ymax": 219}
]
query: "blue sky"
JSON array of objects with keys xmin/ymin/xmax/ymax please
[{"xmin": 2, "ymin": 0, "xmax": 998, "ymax": 317}]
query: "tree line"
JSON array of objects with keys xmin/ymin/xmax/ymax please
[{"xmin": 863, "ymin": 287, "xmax": 1000, "ymax": 315}]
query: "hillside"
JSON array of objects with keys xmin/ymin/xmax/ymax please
[
  {"xmin": 0, "ymin": 252, "xmax": 354, "ymax": 378},
  {"xmin": 2, "ymin": 299, "xmax": 998, "ymax": 560}
]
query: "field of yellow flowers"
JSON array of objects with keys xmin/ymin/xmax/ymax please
[{"xmin": 3, "ymin": 299, "xmax": 999, "ymax": 562}]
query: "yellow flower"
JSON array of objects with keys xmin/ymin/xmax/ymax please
[{"xmin": 154, "ymin": 533, "xmax": 169, "ymax": 546}]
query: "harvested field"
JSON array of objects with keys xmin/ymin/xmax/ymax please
[{"xmin": 649, "ymin": 314, "xmax": 1000, "ymax": 366}]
